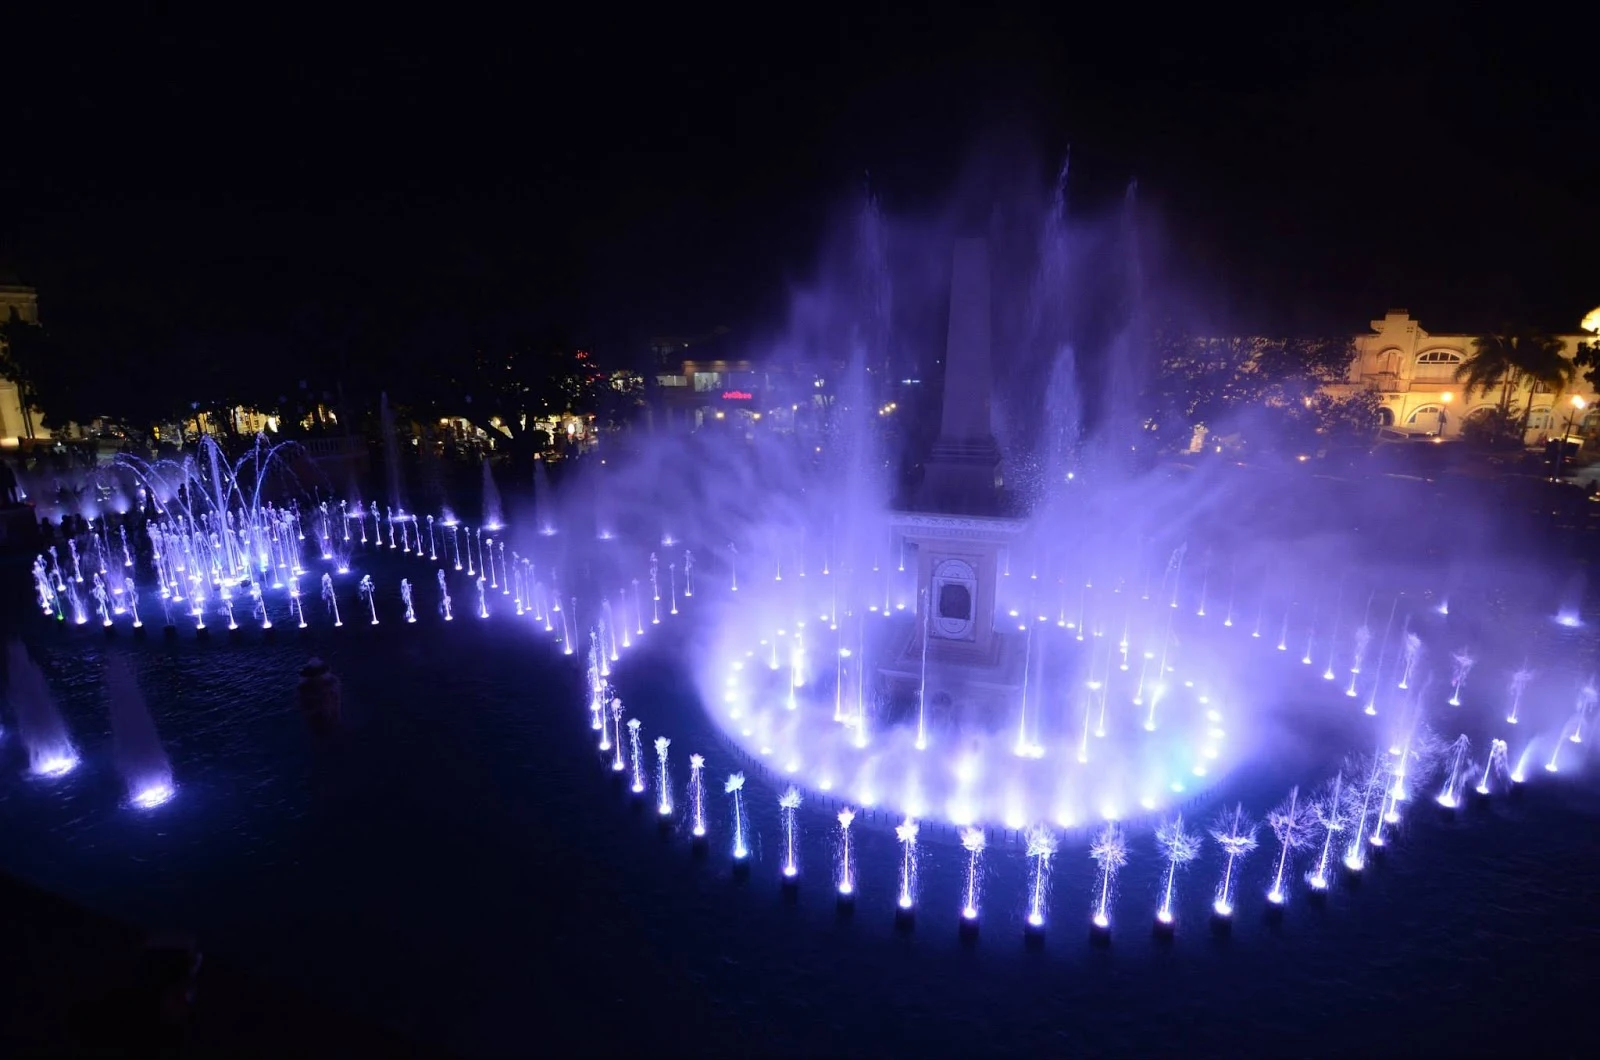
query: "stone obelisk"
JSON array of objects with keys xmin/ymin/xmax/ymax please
[
  {"xmin": 920, "ymin": 237, "xmax": 1002, "ymax": 514},
  {"xmin": 883, "ymin": 237, "xmax": 1024, "ymax": 725}
]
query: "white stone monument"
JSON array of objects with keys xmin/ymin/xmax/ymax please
[{"xmin": 883, "ymin": 237, "xmax": 1026, "ymax": 727}]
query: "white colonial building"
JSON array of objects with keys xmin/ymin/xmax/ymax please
[
  {"xmin": 1343, "ymin": 309, "xmax": 1599, "ymax": 444},
  {"xmin": 0, "ymin": 284, "xmax": 46, "ymax": 445}
]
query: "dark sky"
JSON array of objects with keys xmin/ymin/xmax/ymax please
[{"xmin": 3, "ymin": 9, "xmax": 1597, "ymax": 356}]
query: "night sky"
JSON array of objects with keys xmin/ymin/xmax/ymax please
[{"xmin": 3, "ymin": 9, "xmax": 1597, "ymax": 361}]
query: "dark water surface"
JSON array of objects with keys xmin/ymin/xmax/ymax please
[{"xmin": 1, "ymin": 561, "xmax": 1596, "ymax": 1058}]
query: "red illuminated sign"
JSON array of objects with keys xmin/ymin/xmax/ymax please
[{"xmin": 722, "ymin": 390, "xmax": 753, "ymax": 400}]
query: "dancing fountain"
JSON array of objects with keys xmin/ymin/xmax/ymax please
[
  {"xmin": 7, "ymin": 642, "xmax": 78, "ymax": 777},
  {"xmin": 836, "ymin": 807, "xmax": 858, "ymax": 901},
  {"xmin": 958, "ymin": 826, "xmax": 985, "ymax": 923},
  {"xmin": 1154, "ymin": 815, "xmax": 1200, "ymax": 931},
  {"xmin": 1209, "ymin": 805, "xmax": 1257, "ymax": 920},
  {"xmin": 106, "ymin": 656, "xmax": 174, "ymax": 809},
  {"xmin": 895, "ymin": 818, "xmax": 919, "ymax": 921},
  {"xmin": 1024, "ymin": 825, "xmax": 1056, "ymax": 934},
  {"xmin": 1088, "ymin": 824, "xmax": 1126, "ymax": 934},
  {"xmin": 1265, "ymin": 787, "xmax": 1313, "ymax": 905},
  {"xmin": 12, "ymin": 190, "xmax": 1600, "ymax": 966}
]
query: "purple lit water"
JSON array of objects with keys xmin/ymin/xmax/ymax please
[{"xmin": 1, "ymin": 564, "xmax": 1597, "ymax": 1056}]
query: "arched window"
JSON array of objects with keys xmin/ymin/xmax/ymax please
[
  {"xmin": 1413, "ymin": 349, "xmax": 1464, "ymax": 382},
  {"xmin": 1376, "ymin": 406, "xmax": 1395, "ymax": 427},
  {"xmin": 1527, "ymin": 407, "xmax": 1554, "ymax": 431},
  {"xmin": 1407, "ymin": 404, "xmax": 1445, "ymax": 432}
]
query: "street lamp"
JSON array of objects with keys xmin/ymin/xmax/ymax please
[
  {"xmin": 1437, "ymin": 391, "xmax": 1453, "ymax": 436},
  {"xmin": 1554, "ymin": 395, "xmax": 1587, "ymax": 481}
]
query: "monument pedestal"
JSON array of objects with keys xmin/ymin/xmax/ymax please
[{"xmin": 881, "ymin": 510, "xmax": 1027, "ymax": 726}]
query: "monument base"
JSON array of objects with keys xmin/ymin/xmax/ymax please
[
  {"xmin": 878, "ymin": 622, "xmax": 1028, "ymax": 731},
  {"xmin": 880, "ymin": 510, "xmax": 1027, "ymax": 730}
]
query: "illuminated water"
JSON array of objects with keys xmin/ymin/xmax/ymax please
[{"xmin": 2, "ymin": 536, "xmax": 1598, "ymax": 1054}]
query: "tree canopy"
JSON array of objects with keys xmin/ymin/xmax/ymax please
[
  {"xmin": 1146, "ymin": 331, "xmax": 1373, "ymax": 452},
  {"xmin": 1575, "ymin": 337, "xmax": 1600, "ymax": 394},
  {"xmin": 0, "ymin": 305, "xmax": 178, "ymax": 430},
  {"xmin": 1456, "ymin": 326, "xmax": 1574, "ymax": 426}
]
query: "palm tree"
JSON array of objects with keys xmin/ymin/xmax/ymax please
[{"xmin": 1456, "ymin": 326, "xmax": 1574, "ymax": 429}]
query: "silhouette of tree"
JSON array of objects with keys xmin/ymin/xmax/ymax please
[
  {"xmin": 1575, "ymin": 337, "xmax": 1600, "ymax": 394},
  {"xmin": 0, "ymin": 308, "xmax": 55, "ymax": 434},
  {"xmin": 0, "ymin": 306, "xmax": 175, "ymax": 431},
  {"xmin": 1456, "ymin": 326, "xmax": 1574, "ymax": 427},
  {"xmin": 395, "ymin": 308, "xmax": 575, "ymax": 462}
]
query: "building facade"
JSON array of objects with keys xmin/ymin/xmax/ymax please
[
  {"xmin": 0, "ymin": 284, "xmax": 45, "ymax": 445},
  {"xmin": 1347, "ymin": 309, "xmax": 1599, "ymax": 444},
  {"xmin": 649, "ymin": 331, "xmax": 831, "ymax": 434}
]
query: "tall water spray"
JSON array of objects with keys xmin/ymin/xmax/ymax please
[
  {"xmin": 959, "ymin": 826, "xmax": 985, "ymax": 920},
  {"xmin": 7, "ymin": 642, "xmax": 78, "ymax": 776},
  {"xmin": 1477, "ymin": 739, "xmax": 1510, "ymax": 794},
  {"xmin": 1398, "ymin": 631, "xmax": 1423, "ymax": 690},
  {"xmin": 106, "ymin": 656, "xmax": 174, "ymax": 808},
  {"xmin": 1570, "ymin": 683, "xmax": 1597, "ymax": 745},
  {"xmin": 437, "ymin": 569, "xmax": 452, "ymax": 621},
  {"xmin": 627, "ymin": 718, "xmax": 646, "ymax": 794},
  {"xmin": 1154, "ymin": 815, "xmax": 1200, "ymax": 926},
  {"xmin": 123, "ymin": 575, "xmax": 142, "ymax": 628},
  {"xmin": 1436, "ymin": 735, "xmax": 1472, "ymax": 808},
  {"xmin": 779, "ymin": 786, "xmax": 802, "ymax": 879},
  {"xmin": 1309, "ymin": 771, "xmax": 1354, "ymax": 890},
  {"xmin": 359, "ymin": 574, "xmax": 378, "ymax": 624},
  {"xmin": 837, "ymin": 808, "xmax": 858, "ymax": 896},
  {"xmin": 895, "ymin": 817, "xmax": 919, "ymax": 911},
  {"xmin": 687, "ymin": 754, "xmax": 707, "ymax": 837},
  {"xmin": 1266, "ymin": 786, "xmax": 1314, "ymax": 904},
  {"xmin": 726, "ymin": 773, "xmax": 749, "ymax": 860},
  {"xmin": 1209, "ymin": 804, "xmax": 1258, "ymax": 917},
  {"xmin": 1507, "ymin": 667, "xmax": 1533, "ymax": 724},
  {"xmin": 1344, "ymin": 759, "xmax": 1387, "ymax": 871},
  {"xmin": 610, "ymin": 698, "xmax": 625, "ymax": 773},
  {"xmin": 1346, "ymin": 624, "xmax": 1371, "ymax": 693},
  {"xmin": 321, "ymin": 573, "xmax": 341, "ymax": 627},
  {"xmin": 1446, "ymin": 648, "xmax": 1475, "ymax": 707},
  {"xmin": 587, "ymin": 642, "xmax": 606, "ymax": 736},
  {"xmin": 1089, "ymin": 824, "xmax": 1128, "ymax": 930},
  {"xmin": 1024, "ymin": 825, "xmax": 1057, "ymax": 929},
  {"xmin": 654, "ymin": 737, "xmax": 673, "ymax": 816}
]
